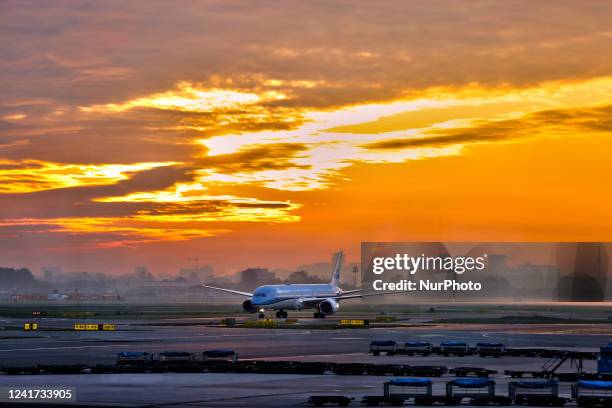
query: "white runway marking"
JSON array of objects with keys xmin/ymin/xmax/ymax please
[
  {"xmin": 219, "ymin": 333, "xmax": 278, "ymax": 337},
  {"xmin": 0, "ymin": 344, "xmax": 129, "ymax": 352},
  {"xmin": 331, "ymin": 337, "xmax": 367, "ymax": 340}
]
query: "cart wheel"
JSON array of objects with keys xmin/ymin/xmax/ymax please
[
  {"xmin": 415, "ymin": 397, "xmax": 433, "ymax": 406},
  {"xmin": 444, "ymin": 397, "xmax": 460, "ymax": 406}
]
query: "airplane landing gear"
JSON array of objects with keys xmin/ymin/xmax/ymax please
[
  {"xmin": 313, "ymin": 312, "xmax": 326, "ymax": 319},
  {"xmin": 275, "ymin": 310, "xmax": 288, "ymax": 319}
]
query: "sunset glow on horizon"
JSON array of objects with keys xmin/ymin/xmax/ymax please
[{"xmin": 1, "ymin": 1, "xmax": 611, "ymax": 274}]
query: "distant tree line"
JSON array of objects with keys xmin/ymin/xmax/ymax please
[
  {"xmin": 238, "ymin": 268, "xmax": 326, "ymax": 290},
  {"xmin": 0, "ymin": 267, "xmax": 36, "ymax": 289},
  {"xmin": 284, "ymin": 270, "xmax": 326, "ymax": 284}
]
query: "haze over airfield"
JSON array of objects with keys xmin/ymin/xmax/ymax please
[{"xmin": 1, "ymin": 1, "xmax": 611, "ymax": 274}]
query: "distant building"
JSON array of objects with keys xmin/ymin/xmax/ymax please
[
  {"xmin": 42, "ymin": 266, "xmax": 61, "ymax": 281},
  {"xmin": 47, "ymin": 290, "xmax": 68, "ymax": 301},
  {"xmin": 240, "ymin": 268, "xmax": 278, "ymax": 289},
  {"xmin": 52, "ymin": 271, "xmax": 108, "ymax": 282},
  {"xmin": 134, "ymin": 266, "xmax": 154, "ymax": 281},
  {"xmin": 179, "ymin": 265, "xmax": 213, "ymax": 282},
  {"xmin": 12, "ymin": 294, "xmax": 47, "ymax": 302},
  {"xmin": 139, "ymin": 280, "xmax": 200, "ymax": 300},
  {"xmin": 285, "ymin": 270, "xmax": 325, "ymax": 284}
]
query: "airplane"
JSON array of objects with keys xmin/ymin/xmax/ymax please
[{"xmin": 202, "ymin": 251, "xmax": 372, "ymax": 319}]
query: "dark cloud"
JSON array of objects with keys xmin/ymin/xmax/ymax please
[
  {"xmin": 196, "ymin": 143, "xmax": 309, "ymax": 173},
  {"xmin": 138, "ymin": 200, "xmax": 293, "ymax": 216},
  {"xmin": 531, "ymin": 105, "xmax": 612, "ymax": 132},
  {"xmin": 0, "ymin": 114, "xmax": 200, "ymax": 164},
  {"xmin": 365, "ymin": 132, "xmax": 510, "ymax": 150},
  {"xmin": 0, "ymin": 105, "xmax": 306, "ymax": 164},
  {"xmin": 0, "ymin": 162, "xmax": 42, "ymax": 170},
  {"xmin": 363, "ymin": 104, "xmax": 612, "ymax": 150},
  {"xmin": 1, "ymin": 0, "xmax": 612, "ymax": 266},
  {"xmin": 2, "ymin": 1, "xmax": 612, "ymax": 165},
  {"xmin": 0, "ymin": 165, "xmax": 195, "ymax": 219},
  {"xmin": 0, "ymin": 162, "xmax": 294, "ymax": 224},
  {"xmin": 233, "ymin": 202, "xmax": 291, "ymax": 209},
  {"xmin": 3, "ymin": 1, "xmax": 612, "ymax": 108},
  {"xmin": 0, "ymin": 121, "xmax": 21, "ymax": 132},
  {"xmin": 0, "ymin": 223, "xmax": 160, "ymax": 251}
]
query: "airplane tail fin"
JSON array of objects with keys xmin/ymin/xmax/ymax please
[{"xmin": 329, "ymin": 251, "xmax": 344, "ymax": 288}]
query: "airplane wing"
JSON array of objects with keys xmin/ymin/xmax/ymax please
[
  {"xmin": 333, "ymin": 291, "xmax": 398, "ymax": 300},
  {"xmin": 299, "ymin": 291, "xmax": 398, "ymax": 307},
  {"xmin": 339, "ymin": 289, "xmax": 361, "ymax": 295},
  {"xmin": 201, "ymin": 284, "xmax": 253, "ymax": 297}
]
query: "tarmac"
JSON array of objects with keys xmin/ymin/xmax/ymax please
[
  {"xmin": 0, "ymin": 371, "xmax": 574, "ymax": 407},
  {"xmin": 0, "ymin": 316, "xmax": 608, "ymax": 366},
  {"xmin": 0, "ymin": 315, "xmax": 610, "ymax": 406}
]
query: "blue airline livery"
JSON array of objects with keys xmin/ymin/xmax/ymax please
[{"xmin": 202, "ymin": 251, "xmax": 375, "ymax": 318}]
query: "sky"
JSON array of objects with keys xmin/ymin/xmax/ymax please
[{"xmin": 1, "ymin": 0, "xmax": 611, "ymax": 276}]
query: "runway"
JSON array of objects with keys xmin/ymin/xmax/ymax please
[
  {"xmin": 0, "ymin": 317, "xmax": 609, "ymax": 366},
  {"xmin": 1, "ymin": 313, "xmax": 611, "ymax": 406}
]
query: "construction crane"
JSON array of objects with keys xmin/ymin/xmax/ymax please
[{"xmin": 187, "ymin": 257, "xmax": 200, "ymax": 271}]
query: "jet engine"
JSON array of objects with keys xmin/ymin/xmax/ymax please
[
  {"xmin": 319, "ymin": 298, "xmax": 339, "ymax": 315},
  {"xmin": 242, "ymin": 299, "xmax": 256, "ymax": 313}
]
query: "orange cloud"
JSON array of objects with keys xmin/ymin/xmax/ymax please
[
  {"xmin": 2, "ymin": 0, "xmax": 612, "ymax": 270},
  {"xmin": 0, "ymin": 160, "xmax": 177, "ymax": 193},
  {"xmin": 79, "ymin": 81, "xmax": 287, "ymax": 113}
]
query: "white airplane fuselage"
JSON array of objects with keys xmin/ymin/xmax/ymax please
[
  {"xmin": 202, "ymin": 251, "xmax": 364, "ymax": 317},
  {"xmin": 249, "ymin": 283, "xmax": 342, "ymax": 310}
]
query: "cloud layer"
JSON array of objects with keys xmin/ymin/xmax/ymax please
[{"xmin": 1, "ymin": 1, "xmax": 612, "ymax": 271}]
